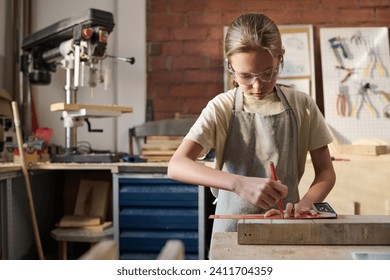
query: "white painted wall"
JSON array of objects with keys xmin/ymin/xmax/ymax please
[
  {"xmin": 0, "ymin": 0, "xmax": 5, "ymax": 56},
  {"xmin": 0, "ymin": 0, "xmax": 6, "ymax": 88},
  {"xmin": 30, "ymin": 0, "xmax": 146, "ymax": 153}
]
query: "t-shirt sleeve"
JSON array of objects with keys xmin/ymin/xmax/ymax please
[
  {"xmin": 306, "ymin": 96, "xmax": 333, "ymax": 151},
  {"xmin": 281, "ymin": 85, "xmax": 333, "ymax": 153},
  {"xmin": 184, "ymin": 92, "xmax": 233, "ymax": 156},
  {"xmin": 184, "ymin": 102, "xmax": 217, "ymax": 154}
]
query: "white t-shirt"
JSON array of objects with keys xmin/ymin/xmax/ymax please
[{"xmin": 184, "ymin": 85, "xmax": 333, "ymax": 181}]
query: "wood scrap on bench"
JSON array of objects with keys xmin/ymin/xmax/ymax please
[{"xmin": 327, "ymin": 124, "xmax": 388, "ymax": 155}]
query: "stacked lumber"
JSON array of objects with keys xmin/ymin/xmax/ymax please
[{"xmin": 140, "ymin": 136, "xmax": 183, "ymax": 162}]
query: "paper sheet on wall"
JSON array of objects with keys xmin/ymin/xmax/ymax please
[
  {"xmin": 278, "ymin": 25, "xmax": 315, "ymax": 98},
  {"xmin": 281, "ymin": 32, "xmax": 311, "ymax": 77},
  {"xmin": 320, "ymin": 27, "xmax": 390, "ymax": 144}
]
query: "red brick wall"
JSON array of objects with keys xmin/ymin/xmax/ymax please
[{"xmin": 147, "ymin": 0, "xmax": 390, "ymax": 120}]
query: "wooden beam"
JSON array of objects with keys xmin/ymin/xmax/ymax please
[
  {"xmin": 79, "ymin": 240, "xmax": 118, "ymax": 260},
  {"xmin": 157, "ymin": 240, "xmax": 185, "ymax": 260},
  {"xmin": 327, "ymin": 124, "xmax": 387, "ymax": 155},
  {"xmin": 237, "ymin": 215, "xmax": 390, "ymax": 245}
]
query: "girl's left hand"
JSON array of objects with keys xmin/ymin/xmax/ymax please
[{"xmin": 264, "ymin": 202, "xmax": 318, "ymax": 218}]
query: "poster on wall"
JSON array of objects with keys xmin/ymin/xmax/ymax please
[
  {"xmin": 278, "ymin": 25, "xmax": 315, "ymax": 99},
  {"xmin": 320, "ymin": 27, "xmax": 390, "ymax": 144}
]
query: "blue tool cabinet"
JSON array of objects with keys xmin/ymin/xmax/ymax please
[{"xmin": 113, "ymin": 174, "xmax": 205, "ymax": 260}]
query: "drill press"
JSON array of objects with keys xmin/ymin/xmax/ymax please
[{"xmin": 20, "ymin": 8, "xmax": 134, "ymax": 163}]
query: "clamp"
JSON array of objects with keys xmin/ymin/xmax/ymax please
[{"xmin": 328, "ymin": 36, "xmax": 348, "ymax": 66}]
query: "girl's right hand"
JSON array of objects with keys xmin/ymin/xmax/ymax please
[{"xmin": 234, "ymin": 176, "xmax": 288, "ymax": 210}]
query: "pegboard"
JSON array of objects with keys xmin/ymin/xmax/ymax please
[{"xmin": 320, "ymin": 27, "xmax": 390, "ymax": 144}]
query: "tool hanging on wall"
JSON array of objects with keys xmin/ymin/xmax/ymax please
[
  {"xmin": 11, "ymin": 101, "xmax": 45, "ymax": 260},
  {"xmin": 383, "ymin": 104, "xmax": 390, "ymax": 118},
  {"xmin": 365, "ymin": 42, "xmax": 389, "ymax": 78},
  {"xmin": 378, "ymin": 90, "xmax": 390, "ymax": 118},
  {"xmin": 350, "ymin": 31, "xmax": 366, "ymax": 46},
  {"xmin": 336, "ymin": 65, "xmax": 356, "ymax": 83},
  {"xmin": 336, "ymin": 85, "xmax": 349, "ymax": 117},
  {"xmin": 350, "ymin": 83, "xmax": 378, "ymax": 118},
  {"xmin": 328, "ymin": 36, "xmax": 349, "ymax": 66}
]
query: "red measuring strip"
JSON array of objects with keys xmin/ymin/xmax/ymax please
[{"xmin": 208, "ymin": 214, "xmax": 328, "ymax": 220}]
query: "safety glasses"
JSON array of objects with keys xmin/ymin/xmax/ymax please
[{"xmin": 227, "ymin": 60, "xmax": 283, "ymax": 85}]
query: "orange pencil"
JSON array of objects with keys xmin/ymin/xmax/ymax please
[{"xmin": 269, "ymin": 161, "xmax": 284, "ymax": 218}]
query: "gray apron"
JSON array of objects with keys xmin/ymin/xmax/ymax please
[{"xmin": 213, "ymin": 85, "xmax": 300, "ymax": 232}]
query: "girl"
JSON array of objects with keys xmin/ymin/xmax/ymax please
[{"xmin": 168, "ymin": 13, "xmax": 335, "ymax": 233}]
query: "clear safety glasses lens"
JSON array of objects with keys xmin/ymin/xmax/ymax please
[{"xmin": 228, "ymin": 63, "xmax": 283, "ymax": 85}]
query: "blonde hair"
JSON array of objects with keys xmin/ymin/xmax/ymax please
[{"xmin": 225, "ymin": 13, "xmax": 284, "ymax": 61}]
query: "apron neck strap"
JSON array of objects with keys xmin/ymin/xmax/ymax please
[
  {"xmin": 275, "ymin": 84, "xmax": 292, "ymax": 110},
  {"xmin": 233, "ymin": 85, "xmax": 291, "ymax": 112},
  {"xmin": 234, "ymin": 87, "xmax": 243, "ymax": 111}
]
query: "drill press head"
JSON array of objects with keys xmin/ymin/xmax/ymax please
[{"xmin": 20, "ymin": 8, "xmax": 115, "ymax": 85}]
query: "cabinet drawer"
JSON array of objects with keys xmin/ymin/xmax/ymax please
[
  {"xmin": 120, "ymin": 208, "xmax": 198, "ymax": 230},
  {"xmin": 119, "ymin": 185, "xmax": 198, "ymax": 207},
  {"xmin": 117, "ymin": 176, "xmax": 200, "ymax": 259}
]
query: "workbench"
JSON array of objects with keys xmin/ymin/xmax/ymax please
[
  {"xmin": 0, "ymin": 161, "xmax": 210, "ymax": 260},
  {"xmin": 209, "ymin": 152, "xmax": 390, "ymax": 260},
  {"xmin": 209, "ymin": 231, "xmax": 390, "ymax": 260},
  {"xmin": 1, "ymin": 152, "xmax": 390, "ymax": 259}
]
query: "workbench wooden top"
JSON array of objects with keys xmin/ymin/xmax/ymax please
[
  {"xmin": 0, "ymin": 164, "xmax": 21, "ymax": 173},
  {"xmin": 209, "ymin": 232, "xmax": 390, "ymax": 260},
  {"xmin": 0, "ymin": 161, "xmax": 169, "ymax": 174}
]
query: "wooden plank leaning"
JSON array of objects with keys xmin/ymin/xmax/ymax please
[{"xmin": 11, "ymin": 101, "xmax": 44, "ymax": 260}]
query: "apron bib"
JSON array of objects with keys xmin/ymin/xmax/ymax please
[{"xmin": 213, "ymin": 86, "xmax": 299, "ymax": 232}]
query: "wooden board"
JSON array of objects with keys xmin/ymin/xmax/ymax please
[
  {"xmin": 79, "ymin": 221, "xmax": 112, "ymax": 232},
  {"xmin": 142, "ymin": 137, "xmax": 183, "ymax": 151},
  {"xmin": 74, "ymin": 179, "xmax": 110, "ymax": 222},
  {"xmin": 79, "ymin": 240, "xmax": 118, "ymax": 260},
  {"xmin": 328, "ymin": 125, "xmax": 388, "ymax": 155},
  {"xmin": 338, "ymin": 144, "xmax": 388, "ymax": 155},
  {"xmin": 140, "ymin": 136, "xmax": 182, "ymax": 162},
  {"xmin": 237, "ymin": 215, "xmax": 390, "ymax": 245},
  {"xmin": 58, "ymin": 218, "xmax": 112, "ymax": 231},
  {"xmin": 140, "ymin": 155, "xmax": 173, "ymax": 162},
  {"xmin": 141, "ymin": 150, "xmax": 176, "ymax": 156},
  {"xmin": 50, "ymin": 102, "xmax": 133, "ymax": 113},
  {"xmin": 59, "ymin": 214, "xmax": 101, "ymax": 227},
  {"xmin": 156, "ymin": 240, "xmax": 185, "ymax": 260}
]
